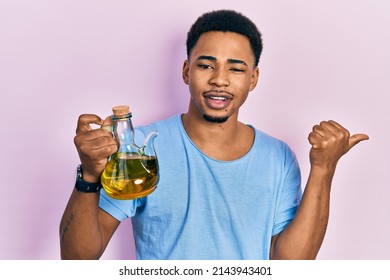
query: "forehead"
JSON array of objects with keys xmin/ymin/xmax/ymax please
[{"xmin": 190, "ymin": 31, "xmax": 254, "ymax": 65}]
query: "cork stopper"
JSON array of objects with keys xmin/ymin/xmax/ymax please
[{"xmin": 112, "ymin": 105, "xmax": 130, "ymax": 117}]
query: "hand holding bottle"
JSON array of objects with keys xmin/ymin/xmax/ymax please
[{"xmin": 74, "ymin": 114, "xmax": 117, "ymax": 183}]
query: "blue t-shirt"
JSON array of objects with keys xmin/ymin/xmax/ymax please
[{"xmin": 99, "ymin": 114, "xmax": 302, "ymax": 259}]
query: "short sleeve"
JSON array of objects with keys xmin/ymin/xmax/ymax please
[
  {"xmin": 272, "ymin": 146, "xmax": 302, "ymax": 236},
  {"xmin": 99, "ymin": 188, "xmax": 141, "ymax": 221}
]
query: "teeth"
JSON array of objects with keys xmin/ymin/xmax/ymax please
[{"xmin": 209, "ymin": 96, "xmax": 226, "ymax": 101}]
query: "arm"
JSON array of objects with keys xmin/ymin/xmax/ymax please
[
  {"xmin": 59, "ymin": 114, "xmax": 120, "ymax": 259},
  {"xmin": 60, "ymin": 190, "xmax": 120, "ymax": 259},
  {"xmin": 270, "ymin": 120, "xmax": 369, "ymax": 259}
]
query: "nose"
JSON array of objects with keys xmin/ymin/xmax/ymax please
[{"xmin": 209, "ymin": 67, "xmax": 230, "ymax": 87}]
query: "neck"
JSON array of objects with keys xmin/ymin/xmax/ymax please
[
  {"xmin": 181, "ymin": 112, "xmax": 254, "ymax": 161},
  {"xmin": 182, "ymin": 111, "xmax": 238, "ymax": 141}
]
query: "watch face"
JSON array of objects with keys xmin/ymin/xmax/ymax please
[{"xmin": 76, "ymin": 165, "xmax": 82, "ymax": 180}]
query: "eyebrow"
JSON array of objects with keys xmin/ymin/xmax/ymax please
[
  {"xmin": 196, "ymin": 55, "xmax": 248, "ymax": 66},
  {"xmin": 196, "ymin": 55, "xmax": 216, "ymax": 61}
]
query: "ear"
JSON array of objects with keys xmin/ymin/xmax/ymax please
[
  {"xmin": 182, "ymin": 60, "xmax": 189, "ymax": 85},
  {"xmin": 249, "ymin": 67, "xmax": 260, "ymax": 92}
]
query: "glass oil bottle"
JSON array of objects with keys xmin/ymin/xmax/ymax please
[{"xmin": 101, "ymin": 105, "xmax": 159, "ymax": 200}]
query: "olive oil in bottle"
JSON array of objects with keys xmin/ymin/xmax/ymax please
[
  {"xmin": 101, "ymin": 105, "xmax": 159, "ymax": 200},
  {"xmin": 101, "ymin": 153, "xmax": 158, "ymax": 199}
]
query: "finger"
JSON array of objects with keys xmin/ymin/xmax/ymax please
[
  {"xmin": 312, "ymin": 124, "xmax": 328, "ymax": 137},
  {"xmin": 348, "ymin": 133, "xmax": 369, "ymax": 150},
  {"xmin": 308, "ymin": 131, "xmax": 322, "ymax": 148},
  {"xmin": 320, "ymin": 120, "xmax": 345, "ymax": 134},
  {"xmin": 76, "ymin": 114, "xmax": 103, "ymax": 134},
  {"xmin": 75, "ymin": 133, "xmax": 117, "ymax": 161},
  {"xmin": 87, "ymin": 137, "xmax": 118, "ymax": 155},
  {"xmin": 101, "ymin": 116, "xmax": 113, "ymax": 132},
  {"xmin": 320, "ymin": 121, "xmax": 352, "ymax": 143},
  {"xmin": 327, "ymin": 120, "xmax": 345, "ymax": 130}
]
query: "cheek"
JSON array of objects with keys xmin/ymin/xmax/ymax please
[
  {"xmin": 232, "ymin": 77, "xmax": 252, "ymax": 92},
  {"xmin": 188, "ymin": 75, "xmax": 205, "ymax": 90},
  {"xmin": 187, "ymin": 79, "xmax": 201, "ymax": 99}
]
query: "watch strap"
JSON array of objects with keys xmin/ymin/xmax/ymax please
[{"xmin": 75, "ymin": 165, "xmax": 103, "ymax": 193}]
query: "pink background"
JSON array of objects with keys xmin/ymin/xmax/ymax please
[{"xmin": 0, "ymin": 0, "xmax": 388, "ymax": 260}]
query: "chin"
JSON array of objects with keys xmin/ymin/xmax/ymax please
[{"xmin": 203, "ymin": 114, "xmax": 229, "ymax": 123}]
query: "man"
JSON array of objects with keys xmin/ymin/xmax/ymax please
[{"xmin": 60, "ymin": 10, "xmax": 368, "ymax": 259}]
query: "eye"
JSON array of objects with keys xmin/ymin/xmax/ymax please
[
  {"xmin": 230, "ymin": 68, "xmax": 245, "ymax": 73},
  {"xmin": 198, "ymin": 64, "xmax": 213, "ymax": 70}
]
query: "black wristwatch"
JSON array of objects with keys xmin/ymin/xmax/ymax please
[{"xmin": 74, "ymin": 165, "xmax": 103, "ymax": 193}]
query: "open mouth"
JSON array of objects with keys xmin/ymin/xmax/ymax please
[{"xmin": 204, "ymin": 93, "xmax": 232, "ymax": 109}]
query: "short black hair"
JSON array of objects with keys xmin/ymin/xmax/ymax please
[{"xmin": 186, "ymin": 10, "xmax": 263, "ymax": 67}]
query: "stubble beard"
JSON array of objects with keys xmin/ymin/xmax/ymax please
[{"xmin": 203, "ymin": 114, "xmax": 229, "ymax": 123}]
